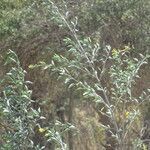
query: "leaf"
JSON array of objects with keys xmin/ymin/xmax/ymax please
[
  {"xmin": 68, "ymin": 83, "xmax": 75, "ymax": 89},
  {"xmin": 139, "ymin": 53, "xmax": 144, "ymax": 58},
  {"xmin": 28, "ymin": 64, "xmax": 35, "ymax": 69}
]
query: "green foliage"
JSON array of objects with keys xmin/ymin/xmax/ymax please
[
  {"xmin": 0, "ymin": 0, "xmax": 150, "ymax": 149},
  {"xmin": 48, "ymin": 39, "xmax": 149, "ymax": 148},
  {"xmin": 0, "ymin": 50, "xmax": 75, "ymax": 150},
  {"xmin": 38, "ymin": 3, "xmax": 150, "ymax": 148},
  {"xmin": 0, "ymin": 50, "xmax": 37, "ymax": 149},
  {"xmin": 0, "ymin": 0, "xmax": 23, "ymax": 38},
  {"xmin": 44, "ymin": 121, "xmax": 75, "ymax": 150}
]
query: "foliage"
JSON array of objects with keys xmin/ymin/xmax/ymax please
[
  {"xmin": 0, "ymin": 0, "xmax": 150, "ymax": 149},
  {"xmin": 37, "ymin": 2, "xmax": 150, "ymax": 149},
  {"xmin": 0, "ymin": 50, "xmax": 75, "ymax": 150},
  {"xmin": 0, "ymin": 50, "xmax": 37, "ymax": 149}
]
